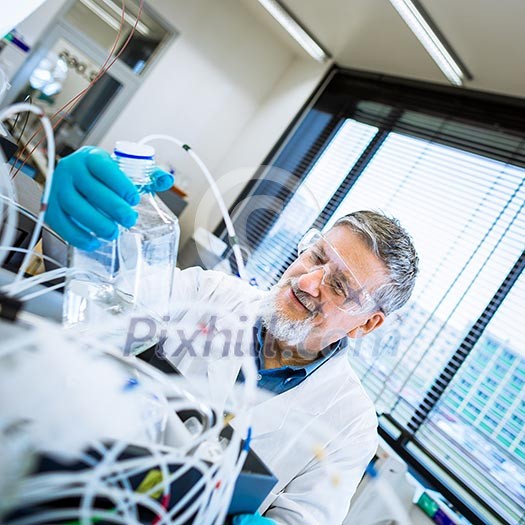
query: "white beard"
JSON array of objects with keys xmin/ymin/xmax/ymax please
[{"xmin": 259, "ymin": 284, "xmax": 314, "ymax": 346}]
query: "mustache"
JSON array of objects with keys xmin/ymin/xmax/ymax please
[{"xmin": 288, "ymin": 279, "xmax": 323, "ymax": 317}]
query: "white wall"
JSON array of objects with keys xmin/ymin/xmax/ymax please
[
  {"xmin": 97, "ymin": 0, "xmax": 327, "ymax": 243},
  {"xmin": 10, "ymin": 0, "xmax": 327, "ymax": 243},
  {"xmin": 15, "ymin": 0, "xmax": 69, "ymax": 46},
  {"xmin": 192, "ymin": 57, "xmax": 329, "ymax": 239},
  {"xmin": 1, "ymin": 0, "xmax": 68, "ymax": 80}
]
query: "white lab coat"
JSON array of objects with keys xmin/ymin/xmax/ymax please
[{"xmin": 163, "ymin": 267, "xmax": 378, "ymax": 525}]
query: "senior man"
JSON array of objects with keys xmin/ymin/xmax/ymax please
[{"xmin": 45, "ymin": 147, "xmax": 419, "ymax": 524}]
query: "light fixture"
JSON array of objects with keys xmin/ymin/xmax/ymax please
[
  {"xmin": 79, "ymin": 0, "xmax": 150, "ymax": 37},
  {"xmin": 257, "ymin": 0, "xmax": 331, "ymax": 63},
  {"xmin": 80, "ymin": 0, "xmax": 121, "ymax": 32},
  {"xmin": 100, "ymin": 0, "xmax": 151, "ymax": 36},
  {"xmin": 389, "ymin": 0, "xmax": 471, "ymax": 86}
]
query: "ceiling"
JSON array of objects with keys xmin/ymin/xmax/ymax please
[{"xmin": 244, "ymin": 0, "xmax": 525, "ymax": 99}]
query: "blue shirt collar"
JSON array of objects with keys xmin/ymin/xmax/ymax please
[{"xmin": 254, "ymin": 321, "xmax": 346, "ymax": 376}]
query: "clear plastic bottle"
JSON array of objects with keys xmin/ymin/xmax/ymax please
[{"xmin": 64, "ymin": 141, "xmax": 180, "ymax": 355}]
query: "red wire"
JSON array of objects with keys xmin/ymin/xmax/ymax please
[
  {"xmin": 151, "ymin": 493, "xmax": 170, "ymax": 525},
  {"xmin": 12, "ymin": 0, "xmax": 145, "ymax": 178},
  {"xmin": 10, "ymin": 0, "xmax": 127, "ymax": 177}
]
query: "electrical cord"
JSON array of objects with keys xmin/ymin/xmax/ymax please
[
  {"xmin": 11, "ymin": 0, "xmax": 143, "ymax": 180},
  {"xmin": 10, "ymin": 95, "xmax": 33, "ymax": 147}
]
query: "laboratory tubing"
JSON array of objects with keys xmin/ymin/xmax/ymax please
[
  {"xmin": 64, "ymin": 141, "xmax": 180, "ymax": 354},
  {"xmin": 139, "ymin": 134, "xmax": 248, "ymax": 280}
]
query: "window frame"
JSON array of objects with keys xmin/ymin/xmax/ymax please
[
  {"xmin": 5, "ymin": 0, "xmax": 177, "ymax": 149},
  {"xmin": 221, "ymin": 67, "xmax": 525, "ymax": 525}
]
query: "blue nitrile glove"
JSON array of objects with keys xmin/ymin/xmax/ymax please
[
  {"xmin": 45, "ymin": 146, "xmax": 173, "ymax": 251},
  {"xmin": 232, "ymin": 513, "xmax": 276, "ymax": 524}
]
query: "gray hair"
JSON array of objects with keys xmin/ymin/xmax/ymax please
[{"xmin": 333, "ymin": 210, "xmax": 419, "ymax": 315}]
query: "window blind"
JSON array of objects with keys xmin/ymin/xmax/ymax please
[
  {"xmin": 244, "ymin": 119, "xmax": 378, "ymax": 288},
  {"xmin": 230, "ymin": 70, "xmax": 525, "ymax": 524},
  {"xmin": 228, "ymin": 108, "xmax": 341, "ymax": 264},
  {"xmin": 335, "ymin": 132, "xmax": 525, "ymax": 524},
  {"xmin": 417, "ymin": 273, "xmax": 525, "ymax": 523}
]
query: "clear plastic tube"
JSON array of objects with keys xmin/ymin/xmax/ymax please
[
  {"xmin": 5, "ymin": 299, "xmax": 258, "ymax": 523},
  {"xmin": 0, "ymin": 247, "xmax": 63, "ymax": 276},
  {"xmin": 4, "ymin": 268, "xmax": 68, "ymax": 295},
  {"xmin": 138, "ymin": 134, "xmax": 248, "ymax": 280},
  {"xmin": 0, "ymin": 162, "xmax": 18, "ymax": 268},
  {"xmin": 0, "ymin": 103, "xmax": 55, "ymax": 282},
  {"xmin": 19, "ymin": 282, "xmax": 65, "ymax": 302},
  {"xmin": 79, "ymin": 440, "xmax": 129, "ymax": 525}
]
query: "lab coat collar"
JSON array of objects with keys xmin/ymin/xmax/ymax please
[{"xmin": 247, "ymin": 349, "xmax": 352, "ymax": 438}]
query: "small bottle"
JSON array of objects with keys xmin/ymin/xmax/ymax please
[{"xmin": 64, "ymin": 141, "xmax": 180, "ymax": 355}]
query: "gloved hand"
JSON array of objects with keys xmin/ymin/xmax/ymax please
[
  {"xmin": 232, "ymin": 513, "xmax": 276, "ymax": 524},
  {"xmin": 45, "ymin": 146, "xmax": 174, "ymax": 251}
]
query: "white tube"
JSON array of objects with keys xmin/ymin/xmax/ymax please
[
  {"xmin": 79, "ymin": 440, "xmax": 129, "ymax": 525},
  {"xmin": 3, "ymin": 267, "xmax": 68, "ymax": 295},
  {"xmin": 213, "ymin": 435, "xmax": 250, "ymax": 525},
  {"xmin": 0, "ymin": 195, "xmax": 66, "ymax": 274},
  {"xmin": 6, "ymin": 297, "xmax": 258, "ymax": 522},
  {"xmin": 19, "ymin": 281, "xmax": 65, "ymax": 302},
  {"xmin": 138, "ymin": 134, "xmax": 247, "ymax": 280},
  {"xmin": 0, "ymin": 160, "xmax": 18, "ymax": 267},
  {"xmin": 0, "ymin": 246, "xmax": 63, "ymax": 273},
  {"xmin": 0, "ymin": 103, "xmax": 56, "ymax": 282}
]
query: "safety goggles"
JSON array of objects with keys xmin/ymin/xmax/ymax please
[{"xmin": 296, "ymin": 228, "xmax": 380, "ymax": 315}]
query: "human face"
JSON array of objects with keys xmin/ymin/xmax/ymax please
[
  {"xmin": 297, "ymin": 228, "xmax": 380, "ymax": 315},
  {"xmin": 271, "ymin": 226, "xmax": 388, "ymax": 349}
]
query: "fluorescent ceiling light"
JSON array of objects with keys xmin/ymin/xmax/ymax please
[
  {"xmin": 80, "ymin": 0, "xmax": 150, "ymax": 37},
  {"xmin": 100, "ymin": 0, "xmax": 151, "ymax": 36},
  {"xmin": 258, "ymin": 0, "xmax": 331, "ymax": 63},
  {"xmin": 80, "ymin": 0, "xmax": 120, "ymax": 32},
  {"xmin": 389, "ymin": 0, "xmax": 471, "ymax": 86}
]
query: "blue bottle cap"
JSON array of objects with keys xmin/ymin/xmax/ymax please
[{"xmin": 114, "ymin": 141, "xmax": 155, "ymax": 160}]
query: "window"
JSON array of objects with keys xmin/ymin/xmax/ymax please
[
  {"xmin": 330, "ymin": 131, "xmax": 524, "ymax": 524},
  {"xmin": 483, "ymin": 415, "xmax": 498, "ymax": 430},
  {"xmin": 512, "ymin": 375, "xmax": 524, "ymax": 388},
  {"xmin": 228, "ymin": 70, "xmax": 525, "ymax": 524},
  {"xmin": 485, "ymin": 377, "xmax": 498, "ymax": 388},
  {"xmin": 478, "ymin": 390, "xmax": 489, "ymax": 401},
  {"xmin": 244, "ymin": 119, "xmax": 378, "ymax": 288},
  {"xmin": 65, "ymin": 0, "xmax": 170, "ymax": 75},
  {"xmin": 466, "ymin": 402, "xmax": 481, "ymax": 416},
  {"xmin": 6, "ymin": 0, "xmax": 176, "ymax": 156}
]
